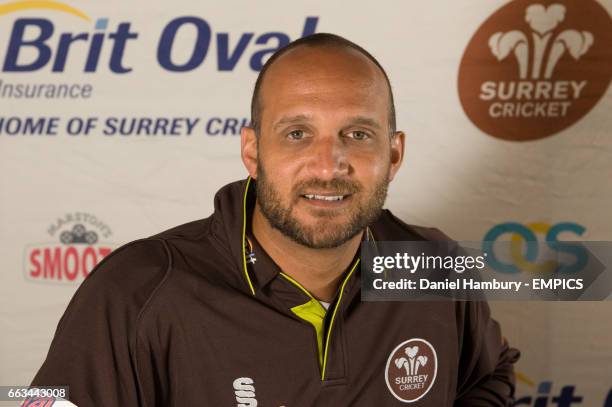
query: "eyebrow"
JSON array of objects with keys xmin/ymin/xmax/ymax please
[
  {"xmin": 272, "ymin": 114, "xmax": 383, "ymax": 131},
  {"xmin": 347, "ymin": 115, "xmax": 383, "ymax": 130},
  {"xmin": 272, "ymin": 114, "xmax": 313, "ymax": 131}
]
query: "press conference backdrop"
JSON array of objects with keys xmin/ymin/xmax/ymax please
[{"xmin": 1, "ymin": 0, "xmax": 611, "ymax": 405}]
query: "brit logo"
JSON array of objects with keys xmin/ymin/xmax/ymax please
[
  {"xmin": 458, "ymin": 0, "xmax": 612, "ymax": 141},
  {"xmin": 385, "ymin": 338, "xmax": 437, "ymax": 403},
  {"xmin": 23, "ymin": 212, "xmax": 115, "ymax": 284}
]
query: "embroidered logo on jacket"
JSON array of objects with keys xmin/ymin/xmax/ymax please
[
  {"xmin": 233, "ymin": 377, "xmax": 257, "ymax": 407},
  {"xmin": 385, "ymin": 338, "xmax": 438, "ymax": 403}
]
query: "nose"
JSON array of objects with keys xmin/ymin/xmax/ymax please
[{"xmin": 305, "ymin": 135, "xmax": 350, "ymax": 180}]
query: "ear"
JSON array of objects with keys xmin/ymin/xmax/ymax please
[
  {"xmin": 388, "ymin": 131, "xmax": 405, "ymax": 182},
  {"xmin": 241, "ymin": 126, "xmax": 258, "ymax": 179}
]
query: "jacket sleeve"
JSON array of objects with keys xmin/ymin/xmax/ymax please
[
  {"xmin": 454, "ymin": 300, "xmax": 521, "ymax": 407},
  {"xmin": 30, "ymin": 239, "xmax": 169, "ymax": 407}
]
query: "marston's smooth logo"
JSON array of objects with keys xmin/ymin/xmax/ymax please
[
  {"xmin": 385, "ymin": 338, "xmax": 437, "ymax": 403},
  {"xmin": 24, "ymin": 212, "xmax": 115, "ymax": 283},
  {"xmin": 458, "ymin": 0, "xmax": 612, "ymax": 141}
]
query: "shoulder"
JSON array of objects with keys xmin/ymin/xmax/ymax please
[
  {"xmin": 82, "ymin": 237, "xmax": 170, "ymax": 295},
  {"xmin": 54, "ymin": 217, "xmax": 219, "ymax": 329},
  {"xmin": 149, "ymin": 217, "xmax": 212, "ymax": 241},
  {"xmin": 48, "ymin": 237, "xmax": 170, "ymax": 341},
  {"xmin": 66, "ymin": 238, "xmax": 170, "ymax": 305},
  {"xmin": 370, "ymin": 209, "xmax": 453, "ymax": 241},
  {"xmin": 82, "ymin": 217, "xmax": 218, "ymax": 301}
]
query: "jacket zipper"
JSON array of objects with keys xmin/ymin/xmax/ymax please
[
  {"xmin": 279, "ymin": 259, "xmax": 360, "ymax": 381},
  {"xmin": 321, "ymin": 259, "xmax": 359, "ymax": 381},
  {"xmin": 240, "ymin": 177, "xmax": 364, "ymax": 381}
]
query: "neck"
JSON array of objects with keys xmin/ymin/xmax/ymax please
[{"xmin": 252, "ymin": 202, "xmax": 362, "ymax": 302}]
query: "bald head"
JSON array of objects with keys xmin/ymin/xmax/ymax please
[{"xmin": 250, "ymin": 33, "xmax": 396, "ymax": 135}]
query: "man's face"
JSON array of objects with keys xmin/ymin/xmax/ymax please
[{"xmin": 243, "ymin": 46, "xmax": 404, "ymax": 249}]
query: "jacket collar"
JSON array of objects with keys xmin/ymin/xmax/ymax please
[
  {"xmin": 211, "ymin": 177, "xmax": 366, "ymax": 297},
  {"xmin": 210, "ymin": 177, "xmax": 432, "ymax": 298},
  {"xmin": 211, "ymin": 177, "xmax": 259, "ymax": 295}
]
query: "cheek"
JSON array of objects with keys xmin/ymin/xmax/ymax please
[
  {"xmin": 259, "ymin": 137, "xmax": 305, "ymax": 172},
  {"xmin": 351, "ymin": 150, "xmax": 391, "ymax": 182},
  {"xmin": 264, "ymin": 155, "xmax": 301, "ymax": 178},
  {"xmin": 261, "ymin": 156, "xmax": 301, "ymax": 194}
]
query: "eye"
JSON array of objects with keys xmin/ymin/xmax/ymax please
[
  {"xmin": 347, "ymin": 130, "xmax": 370, "ymax": 141},
  {"xmin": 287, "ymin": 130, "xmax": 305, "ymax": 140}
]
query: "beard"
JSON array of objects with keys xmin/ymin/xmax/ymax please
[{"xmin": 255, "ymin": 160, "xmax": 389, "ymax": 249}]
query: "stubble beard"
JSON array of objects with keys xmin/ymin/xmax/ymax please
[{"xmin": 255, "ymin": 160, "xmax": 389, "ymax": 249}]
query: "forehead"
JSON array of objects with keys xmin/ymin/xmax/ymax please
[{"xmin": 258, "ymin": 45, "xmax": 390, "ymax": 122}]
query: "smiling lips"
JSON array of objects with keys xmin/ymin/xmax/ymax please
[
  {"xmin": 299, "ymin": 193, "xmax": 353, "ymax": 207},
  {"xmin": 303, "ymin": 194, "xmax": 347, "ymax": 201}
]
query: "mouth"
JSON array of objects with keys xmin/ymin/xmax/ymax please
[
  {"xmin": 302, "ymin": 194, "xmax": 348, "ymax": 201},
  {"xmin": 299, "ymin": 192, "xmax": 353, "ymax": 208}
]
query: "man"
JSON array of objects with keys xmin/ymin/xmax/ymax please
[{"xmin": 32, "ymin": 33, "xmax": 519, "ymax": 406}]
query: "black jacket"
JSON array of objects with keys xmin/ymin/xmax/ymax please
[{"xmin": 32, "ymin": 178, "xmax": 520, "ymax": 406}]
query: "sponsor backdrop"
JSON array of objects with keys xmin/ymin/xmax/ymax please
[{"xmin": 1, "ymin": 0, "xmax": 611, "ymax": 405}]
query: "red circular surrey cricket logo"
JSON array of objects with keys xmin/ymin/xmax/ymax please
[
  {"xmin": 458, "ymin": 0, "xmax": 612, "ymax": 141},
  {"xmin": 385, "ymin": 338, "xmax": 438, "ymax": 403}
]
